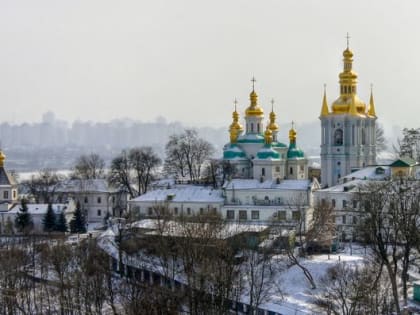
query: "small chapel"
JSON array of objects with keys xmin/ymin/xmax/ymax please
[{"xmin": 222, "ymin": 80, "xmax": 308, "ymax": 181}]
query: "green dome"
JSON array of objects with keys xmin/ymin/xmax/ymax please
[
  {"xmin": 273, "ymin": 141, "xmax": 288, "ymax": 148},
  {"xmin": 223, "ymin": 144, "xmax": 247, "ymax": 159},
  {"xmin": 287, "ymin": 143, "xmax": 304, "ymax": 159},
  {"xmin": 237, "ymin": 134, "xmax": 265, "ymax": 144},
  {"xmin": 256, "ymin": 145, "xmax": 280, "ymax": 159}
]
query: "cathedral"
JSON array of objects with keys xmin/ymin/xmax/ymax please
[
  {"xmin": 222, "ymin": 80, "xmax": 308, "ymax": 181},
  {"xmin": 320, "ymin": 41, "xmax": 377, "ymax": 187}
]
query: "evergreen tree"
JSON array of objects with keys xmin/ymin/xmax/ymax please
[
  {"xmin": 42, "ymin": 203, "xmax": 56, "ymax": 232},
  {"xmin": 55, "ymin": 210, "xmax": 68, "ymax": 232},
  {"xmin": 15, "ymin": 198, "xmax": 33, "ymax": 233},
  {"xmin": 70, "ymin": 201, "xmax": 86, "ymax": 233}
]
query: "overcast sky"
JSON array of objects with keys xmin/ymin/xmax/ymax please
[{"xmin": 0, "ymin": 0, "xmax": 419, "ymax": 130}]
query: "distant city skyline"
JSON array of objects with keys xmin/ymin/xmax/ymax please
[{"xmin": 1, "ymin": 0, "xmax": 419, "ymax": 129}]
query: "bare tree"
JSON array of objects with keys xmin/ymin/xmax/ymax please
[
  {"xmin": 72, "ymin": 153, "xmax": 106, "ymax": 180},
  {"xmin": 357, "ymin": 180, "xmax": 420, "ymax": 314},
  {"xmin": 109, "ymin": 150, "xmax": 136, "ymax": 198},
  {"xmin": 128, "ymin": 147, "xmax": 161, "ymax": 195},
  {"xmin": 317, "ymin": 261, "xmax": 395, "ymax": 315},
  {"xmin": 164, "ymin": 129, "xmax": 214, "ymax": 181},
  {"xmin": 375, "ymin": 123, "xmax": 387, "ymax": 153},
  {"xmin": 23, "ymin": 168, "xmax": 64, "ymax": 203}
]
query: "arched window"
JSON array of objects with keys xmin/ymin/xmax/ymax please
[
  {"xmin": 257, "ymin": 123, "xmax": 260, "ymax": 133},
  {"xmin": 334, "ymin": 129, "xmax": 343, "ymax": 146},
  {"xmin": 251, "ymin": 123, "xmax": 254, "ymax": 132},
  {"xmin": 261, "ymin": 168, "xmax": 265, "ymax": 176}
]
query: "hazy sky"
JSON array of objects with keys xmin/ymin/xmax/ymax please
[{"xmin": 0, "ymin": 0, "xmax": 419, "ymax": 130}]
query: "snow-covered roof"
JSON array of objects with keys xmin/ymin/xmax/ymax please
[
  {"xmin": 130, "ymin": 186, "xmax": 224, "ymax": 203},
  {"xmin": 223, "ymin": 179, "xmax": 312, "ymax": 191},
  {"xmin": 8, "ymin": 203, "xmax": 70, "ymax": 215},
  {"xmin": 341, "ymin": 166, "xmax": 390, "ymax": 182},
  {"xmin": 56, "ymin": 179, "xmax": 117, "ymax": 193}
]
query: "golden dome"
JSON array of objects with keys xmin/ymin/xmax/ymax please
[
  {"xmin": 230, "ymin": 128, "xmax": 239, "ymax": 144},
  {"xmin": 229, "ymin": 109, "xmax": 244, "ymax": 133},
  {"xmin": 289, "ymin": 124, "xmax": 297, "ymax": 143},
  {"xmin": 264, "ymin": 127, "xmax": 273, "ymax": 145},
  {"xmin": 267, "ymin": 104, "xmax": 279, "ymax": 132},
  {"xmin": 343, "ymin": 48, "xmax": 354, "ymax": 59},
  {"xmin": 331, "ymin": 45, "xmax": 367, "ymax": 116},
  {"xmin": 0, "ymin": 151, "xmax": 6, "ymax": 167},
  {"xmin": 245, "ymin": 90, "xmax": 264, "ymax": 117}
]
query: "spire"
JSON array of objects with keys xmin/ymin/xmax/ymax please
[
  {"xmin": 268, "ymin": 98, "xmax": 279, "ymax": 132},
  {"xmin": 229, "ymin": 98, "xmax": 243, "ymax": 143},
  {"xmin": 289, "ymin": 121, "xmax": 297, "ymax": 145},
  {"xmin": 368, "ymin": 84, "xmax": 377, "ymax": 117},
  {"xmin": 331, "ymin": 35, "xmax": 367, "ymax": 115},
  {"xmin": 320, "ymin": 84, "xmax": 329, "ymax": 117}
]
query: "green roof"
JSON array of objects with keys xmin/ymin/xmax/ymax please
[
  {"xmin": 223, "ymin": 144, "xmax": 247, "ymax": 159},
  {"xmin": 273, "ymin": 141, "xmax": 288, "ymax": 148},
  {"xmin": 256, "ymin": 145, "xmax": 280, "ymax": 159},
  {"xmin": 389, "ymin": 157, "xmax": 417, "ymax": 167},
  {"xmin": 287, "ymin": 142, "xmax": 304, "ymax": 159}
]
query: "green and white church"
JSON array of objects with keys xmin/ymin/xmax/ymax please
[{"xmin": 223, "ymin": 81, "xmax": 308, "ymax": 181}]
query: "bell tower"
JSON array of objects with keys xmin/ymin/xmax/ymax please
[{"xmin": 320, "ymin": 36, "xmax": 377, "ymax": 187}]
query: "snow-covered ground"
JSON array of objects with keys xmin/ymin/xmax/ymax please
[
  {"xmin": 97, "ymin": 226, "xmax": 369, "ymax": 314},
  {"xmin": 260, "ymin": 246, "xmax": 367, "ymax": 314}
]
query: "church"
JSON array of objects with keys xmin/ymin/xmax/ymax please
[
  {"xmin": 320, "ymin": 40, "xmax": 377, "ymax": 188},
  {"xmin": 222, "ymin": 79, "xmax": 308, "ymax": 181}
]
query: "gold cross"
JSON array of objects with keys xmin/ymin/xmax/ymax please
[
  {"xmin": 271, "ymin": 99, "xmax": 275, "ymax": 111},
  {"xmin": 233, "ymin": 98, "xmax": 238, "ymax": 111},
  {"xmin": 346, "ymin": 32, "xmax": 350, "ymax": 49}
]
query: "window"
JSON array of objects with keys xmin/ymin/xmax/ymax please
[
  {"xmin": 275, "ymin": 166, "xmax": 280, "ymax": 172},
  {"xmin": 292, "ymin": 211, "xmax": 301, "ymax": 221},
  {"xmin": 334, "ymin": 129, "xmax": 343, "ymax": 146},
  {"xmin": 187, "ymin": 207, "xmax": 191, "ymax": 215},
  {"xmin": 300, "ymin": 165, "xmax": 304, "ymax": 171},
  {"xmin": 251, "ymin": 123, "xmax": 254, "ymax": 132},
  {"xmin": 148, "ymin": 207, "xmax": 153, "ymax": 215},
  {"xmin": 12, "ymin": 190, "xmax": 16, "ymax": 199},
  {"xmin": 227, "ymin": 210, "xmax": 235, "ymax": 220},
  {"xmin": 239, "ymin": 210, "xmax": 247, "ymax": 220},
  {"xmin": 200, "ymin": 208, "xmax": 204, "ymax": 214},
  {"xmin": 278, "ymin": 211, "xmax": 286, "ymax": 220},
  {"xmin": 353, "ymin": 200, "xmax": 358, "ymax": 208},
  {"xmin": 174, "ymin": 207, "xmax": 178, "ymax": 215},
  {"xmin": 97, "ymin": 209, "xmax": 102, "ymax": 216},
  {"xmin": 361, "ymin": 128, "xmax": 366, "ymax": 145},
  {"xmin": 342, "ymin": 215, "xmax": 346, "ymax": 224},
  {"xmin": 342, "ymin": 200, "xmax": 347, "ymax": 208},
  {"xmin": 331, "ymin": 199, "xmax": 336, "ymax": 208},
  {"xmin": 257, "ymin": 124, "xmax": 260, "ymax": 133},
  {"xmin": 261, "ymin": 168, "xmax": 265, "ymax": 176},
  {"xmin": 251, "ymin": 211, "xmax": 259, "ymax": 220},
  {"xmin": 97, "ymin": 197, "xmax": 101, "ymax": 204},
  {"xmin": 289, "ymin": 167, "xmax": 293, "ymax": 175},
  {"xmin": 3, "ymin": 191, "xmax": 8, "ymax": 199},
  {"xmin": 353, "ymin": 216, "xmax": 358, "ymax": 225},
  {"xmin": 84, "ymin": 197, "xmax": 88, "ymax": 203}
]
